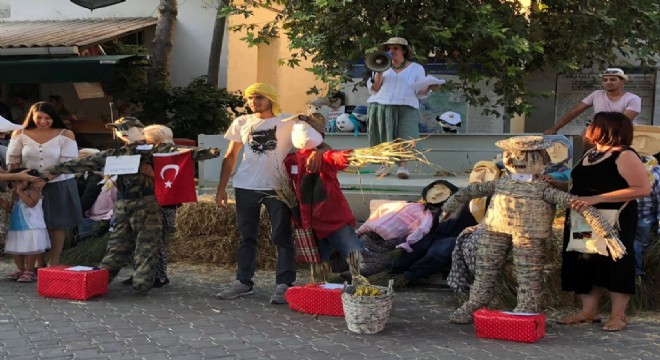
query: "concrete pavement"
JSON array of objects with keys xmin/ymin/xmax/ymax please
[{"xmin": 1, "ymin": 261, "xmax": 658, "ymax": 360}]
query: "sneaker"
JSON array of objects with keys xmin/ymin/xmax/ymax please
[
  {"xmin": 397, "ymin": 167, "xmax": 410, "ymax": 179},
  {"xmin": 375, "ymin": 164, "xmax": 391, "ymax": 176},
  {"xmin": 5, "ymin": 269, "xmax": 24, "ymax": 281},
  {"xmin": 216, "ymin": 280, "xmax": 254, "ymax": 300},
  {"xmin": 270, "ymin": 283, "xmax": 290, "ymax": 304}
]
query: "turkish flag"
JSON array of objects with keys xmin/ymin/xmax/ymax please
[{"xmin": 152, "ymin": 150, "xmax": 197, "ymax": 206}]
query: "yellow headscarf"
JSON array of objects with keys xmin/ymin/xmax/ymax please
[{"xmin": 244, "ymin": 83, "xmax": 282, "ymax": 116}]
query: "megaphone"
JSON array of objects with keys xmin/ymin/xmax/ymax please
[{"xmin": 365, "ymin": 51, "xmax": 392, "ymax": 72}]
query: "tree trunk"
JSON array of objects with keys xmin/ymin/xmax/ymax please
[
  {"xmin": 207, "ymin": 3, "xmax": 227, "ymax": 88},
  {"xmin": 148, "ymin": 0, "xmax": 178, "ymax": 89}
]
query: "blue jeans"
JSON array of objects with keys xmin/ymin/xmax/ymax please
[
  {"xmin": 634, "ymin": 216, "xmax": 653, "ymax": 276},
  {"xmin": 234, "ymin": 188, "xmax": 295, "ymax": 287},
  {"xmin": 317, "ymin": 225, "xmax": 365, "ymax": 261}
]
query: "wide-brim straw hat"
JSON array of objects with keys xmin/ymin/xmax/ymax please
[
  {"xmin": 495, "ymin": 135, "xmax": 552, "ymax": 151},
  {"xmin": 632, "ymin": 125, "xmax": 660, "ymax": 157},
  {"xmin": 378, "ymin": 37, "xmax": 414, "ymax": 60},
  {"xmin": 283, "ymin": 113, "xmax": 327, "ymax": 137}
]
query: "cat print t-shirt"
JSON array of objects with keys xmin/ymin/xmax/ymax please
[{"xmin": 224, "ymin": 113, "xmax": 294, "ymax": 190}]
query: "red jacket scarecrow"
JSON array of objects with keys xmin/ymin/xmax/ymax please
[{"xmin": 284, "ymin": 149, "xmax": 355, "ymax": 240}]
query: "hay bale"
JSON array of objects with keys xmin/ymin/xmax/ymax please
[{"xmin": 170, "ymin": 197, "xmax": 276, "ymax": 270}]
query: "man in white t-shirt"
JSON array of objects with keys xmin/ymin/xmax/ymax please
[
  {"xmin": 544, "ymin": 68, "xmax": 641, "ymax": 135},
  {"xmin": 215, "ymin": 83, "xmax": 326, "ymax": 304}
]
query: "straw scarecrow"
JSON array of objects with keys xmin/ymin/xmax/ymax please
[
  {"xmin": 47, "ymin": 117, "xmax": 220, "ymax": 295},
  {"xmin": 441, "ymin": 135, "xmax": 625, "ymax": 323}
]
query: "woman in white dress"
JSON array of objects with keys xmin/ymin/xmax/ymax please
[{"xmin": 7, "ymin": 101, "xmax": 82, "ymax": 266}]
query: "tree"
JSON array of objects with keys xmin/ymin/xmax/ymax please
[
  {"xmin": 206, "ymin": 0, "xmax": 229, "ymax": 87},
  {"xmin": 223, "ymin": 0, "xmax": 660, "ymax": 118},
  {"xmin": 148, "ymin": 0, "xmax": 178, "ymax": 89}
]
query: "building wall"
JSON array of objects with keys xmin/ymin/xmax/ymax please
[
  {"xmin": 0, "ymin": 0, "xmax": 226, "ymax": 88},
  {"xmin": 226, "ymin": 4, "xmax": 327, "ymax": 113}
]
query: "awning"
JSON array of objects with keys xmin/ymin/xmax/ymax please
[
  {"xmin": 0, "ymin": 55, "xmax": 148, "ymax": 83},
  {"xmin": 0, "ymin": 18, "xmax": 158, "ymax": 56}
]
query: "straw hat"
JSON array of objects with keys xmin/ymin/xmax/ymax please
[
  {"xmin": 632, "ymin": 125, "xmax": 660, "ymax": 157},
  {"xmin": 600, "ymin": 68, "xmax": 628, "ymax": 81},
  {"xmin": 495, "ymin": 135, "xmax": 552, "ymax": 151},
  {"xmin": 378, "ymin": 37, "xmax": 414, "ymax": 60},
  {"xmin": 283, "ymin": 113, "xmax": 327, "ymax": 136}
]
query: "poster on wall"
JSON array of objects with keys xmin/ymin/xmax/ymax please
[{"xmin": 555, "ymin": 72, "xmax": 656, "ymax": 135}]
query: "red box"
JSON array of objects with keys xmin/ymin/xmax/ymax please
[
  {"xmin": 285, "ymin": 284, "xmax": 344, "ymax": 317},
  {"xmin": 473, "ymin": 308, "xmax": 545, "ymax": 343},
  {"xmin": 37, "ymin": 266, "xmax": 109, "ymax": 300}
]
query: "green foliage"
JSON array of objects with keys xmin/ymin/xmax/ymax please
[
  {"xmin": 167, "ymin": 77, "xmax": 246, "ymax": 139},
  {"xmin": 103, "ymin": 41, "xmax": 246, "ymax": 139},
  {"xmin": 224, "ymin": 0, "xmax": 660, "ymax": 118}
]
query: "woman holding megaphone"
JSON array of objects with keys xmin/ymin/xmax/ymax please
[{"xmin": 367, "ymin": 37, "xmax": 439, "ymax": 179}]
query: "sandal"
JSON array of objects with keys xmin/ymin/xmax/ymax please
[
  {"xmin": 603, "ymin": 316, "xmax": 628, "ymax": 332},
  {"xmin": 557, "ymin": 312, "xmax": 602, "ymax": 325},
  {"xmin": 5, "ymin": 269, "xmax": 24, "ymax": 281},
  {"xmin": 17, "ymin": 271, "xmax": 36, "ymax": 283}
]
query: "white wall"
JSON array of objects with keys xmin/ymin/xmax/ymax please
[{"xmin": 0, "ymin": 0, "xmax": 226, "ymax": 88}]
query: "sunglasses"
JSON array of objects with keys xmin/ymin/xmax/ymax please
[{"xmin": 602, "ymin": 69, "xmax": 623, "ymax": 75}]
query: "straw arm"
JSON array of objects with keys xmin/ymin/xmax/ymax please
[
  {"xmin": 579, "ymin": 206, "xmax": 626, "ymax": 260},
  {"xmin": 442, "ymin": 181, "xmax": 497, "ymax": 215}
]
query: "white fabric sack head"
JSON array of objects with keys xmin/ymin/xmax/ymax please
[
  {"xmin": 286, "ymin": 115, "xmax": 324, "ymax": 150},
  {"xmin": 0, "ymin": 115, "xmax": 22, "ymax": 132}
]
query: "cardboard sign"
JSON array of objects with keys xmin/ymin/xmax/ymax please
[{"xmin": 103, "ymin": 155, "xmax": 141, "ymax": 175}]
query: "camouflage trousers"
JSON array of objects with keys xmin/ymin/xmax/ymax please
[
  {"xmin": 450, "ymin": 231, "xmax": 545, "ymax": 323},
  {"xmin": 101, "ymin": 196, "xmax": 162, "ymax": 294}
]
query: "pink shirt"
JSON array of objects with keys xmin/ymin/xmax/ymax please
[{"xmin": 356, "ymin": 202, "xmax": 433, "ymax": 252}]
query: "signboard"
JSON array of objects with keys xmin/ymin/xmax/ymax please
[{"xmin": 554, "ymin": 73, "xmax": 656, "ymax": 135}]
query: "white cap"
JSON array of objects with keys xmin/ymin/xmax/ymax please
[{"xmin": 438, "ymin": 111, "xmax": 461, "ymax": 125}]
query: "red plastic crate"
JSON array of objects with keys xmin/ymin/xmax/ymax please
[
  {"xmin": 285, "ymin": 284, "xmax": 344, "ymax": 317},
  {"xmin": 473, "ymin": 308, "xmax": 545, "ymax": 343},
  {"xmin": 37, "ymin": 266, "xmax": 109, "ymax": 301}
]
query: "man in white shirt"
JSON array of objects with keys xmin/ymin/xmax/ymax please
[
  {"xmin": 545, "ymin": 68, "xmax": 641, "ymax": 135},
  {"xmin": 215, "ymin": 83, "xmax": 325, "ymax": 304}
]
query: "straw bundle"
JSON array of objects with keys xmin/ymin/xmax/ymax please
[
  {"xmin": 346, "ymin": 138, "xmax": 434, "ymax": 169},
  {"xmin": 170, "ymin": 196, "xmax": 277, "ymax": 269}
]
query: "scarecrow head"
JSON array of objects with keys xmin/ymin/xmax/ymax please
[
  {"xmin": 106, "ymin": 116, "xmax": 145, "ymax": 144},
  {"xmin": 421, "ymin": 179, "xmax": 458, "ymax": 209},
  {"xmin": 632, "ymin": 125, "xmax": 660, "ymax": 157},
  {"xmin": 495, "ymin": 135, "xmax": 551, "ymax": 175},
  {"xmin": 283, "ymin": 112, "xmax": 326, "ymax": 150}
]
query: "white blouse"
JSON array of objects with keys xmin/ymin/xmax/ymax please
[
  {"xmin": 366, "ymin": 62, "xmax": 428, "ymax": 109},
  {"xmin": 6, "ymin": 130, "xmax": 77, "ymax": 182}
]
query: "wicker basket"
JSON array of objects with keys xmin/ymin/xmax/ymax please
[{"xmin": 341, "ymin": 280, "xmax": 394, "ymax": 334}]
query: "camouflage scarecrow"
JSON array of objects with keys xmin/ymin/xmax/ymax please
[
  {"xmin": 47, "ymin": 117, "xmax": 220, "ymax": 294},
  {"xmin": 441, "ymin": 135, "xmax": 624, "ymax": 323}
]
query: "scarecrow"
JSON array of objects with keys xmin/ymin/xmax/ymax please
[
  {"xmin": 441, "ymin": 135, "xmax": 624, "ymax": 323},
  {"xmin": 46, "ymin": 117, "xmax": 220, "ymax": 294},
  {"xmin": 282, "ymin": 112, "xmax": 365, "ymax": 284}
]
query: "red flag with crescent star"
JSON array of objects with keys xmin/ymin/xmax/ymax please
[{"xmin": 152, "ymin": 150, "xmax": 197, "ymax": 206}]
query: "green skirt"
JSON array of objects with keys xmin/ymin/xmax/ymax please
[{"xmin": 367, "ymin": 103, "xmax": 420, "ymax": 147}]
